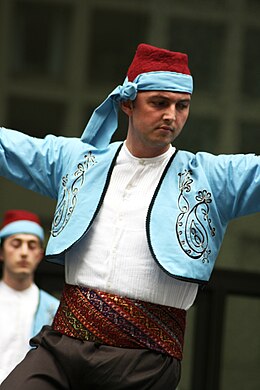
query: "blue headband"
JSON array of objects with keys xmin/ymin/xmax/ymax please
[
  {"xmin": 81, "ymin": 71, "xmax": 193, "ymax": 148},
  {"xmin": 0, "ymin": 220, "xmax": 44, "ymax": 242}
]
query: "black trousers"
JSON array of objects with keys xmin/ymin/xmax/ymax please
[{"xmin": 0, "ymin": 326, "xmax": 181, "ymax": 390}]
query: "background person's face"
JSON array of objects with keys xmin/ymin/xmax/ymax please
[{"xmin": 0, "ymin": 234, "xmax": 43, "ymax": 281}]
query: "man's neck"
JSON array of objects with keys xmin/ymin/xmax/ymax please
[
  {"xmin": 125, "ymin": 140, "xmax": 171, "ymax": 158},
  {"xmin": 2, "ymin": 274, "xmax": 33, "ymax": 291}
]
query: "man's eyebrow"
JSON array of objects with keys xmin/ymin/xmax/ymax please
[
  {"xmin": 178, "ymin": 98, "xmax": 191, "ymax": 103},
  {"xmin": 10, "ymin": 237, "xmax": 39, "ymax": 244},
  {"xmin": 150, "ymin": 93, "xmax": 191, "ymax": 101}
]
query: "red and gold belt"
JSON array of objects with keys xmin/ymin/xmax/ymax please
[{"xmin": 52, "ymin": 283, "xmax": 186, "ymax": 360}]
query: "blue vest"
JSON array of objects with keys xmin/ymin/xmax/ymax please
[
  {"xmin": 1, "ymin": 127, "xmax": 260, "ymax": 284},
  {"xmin": 32, "ymin": 289, "xmax": 59, "ymax": 337}
]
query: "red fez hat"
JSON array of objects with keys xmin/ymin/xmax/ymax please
[
  {"xmin": 127, "ymin": 43, "xmax": 191, "ymax": 82},
  {"xmin": 0, "ymin": 209, "xmax": 44, "ymax": 241},
  {"xmin": 1, "ymin": 209, "xmax": 41, "ymax": 228}
]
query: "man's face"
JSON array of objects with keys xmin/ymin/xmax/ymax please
[
  {"xmin": 123, "ymin": 90, "xmax": 191, "ymax": 157},
  {"xmin": 0, "ymin": 234, "xmax": 43, "ymax": 281}
]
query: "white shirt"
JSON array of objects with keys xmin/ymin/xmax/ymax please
[
  {"xmin": 66, "ymin": 143, "xmax": 198, "ymax": 309},
  {"xmin": 0, "ymin": 281, "xmax": 39, "ymax": 384}
]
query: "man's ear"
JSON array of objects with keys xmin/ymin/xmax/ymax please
[{"xmin": 120, "ymin": 100, "xmax": 134, "ymax": 116}]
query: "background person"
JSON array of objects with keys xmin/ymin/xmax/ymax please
[{"xmin": 0, "ymin": 209, "xmax": 59, "ymax": 384}]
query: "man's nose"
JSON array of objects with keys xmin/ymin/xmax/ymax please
[
  {"xmin": 163, "ymin": 105, "xmax": 176, "ymax": 122},
  {"xmin": 20, "ymin": 243, "xmax": 29, "ymax": 256}
]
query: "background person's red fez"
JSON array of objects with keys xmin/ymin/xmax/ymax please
[{"xmin": 0, "ymin": 209, "xmax": 44, "ymax": 242}]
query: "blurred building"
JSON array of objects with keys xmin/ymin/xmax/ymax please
[{"xmin": 0, "ymin": 0, "xmax": 259, "ymax": 389}]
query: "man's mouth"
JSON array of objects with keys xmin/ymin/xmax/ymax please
[
  {"xmin": 158, "ymin": 125, "xmax": 174, "ymax": 132},
  {"xmin": 18, "ymin": 261, "xmax": 29, "ymax": 267}
]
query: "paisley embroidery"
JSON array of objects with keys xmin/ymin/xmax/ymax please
[
  {"xmin": 176, "ymin": 169, "xmax": 215, "ymax": 263},
  {"xmin": 51, "ymin": 152, "xmax": 97, "ymax": 236}
]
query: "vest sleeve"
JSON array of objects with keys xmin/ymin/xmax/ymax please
[
  {"xmin": 206, "ymin": 153, "xmax": 260, "ymax": 220},
  {"xmin": 0, "ymin": 127, "xmax": 69, "ymax": 199}
]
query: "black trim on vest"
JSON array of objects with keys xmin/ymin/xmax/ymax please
[
  {"xmin": 145, "ymin": 149, "xmax": 206, "ymax": 285},
  {"xmin": 46, "ymin": 143, "xmax": 123, "ymax": 262}
]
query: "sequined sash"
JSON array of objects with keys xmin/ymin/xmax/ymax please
[{"xmin": 52, "ymin": 284, "xmax": 186, "ymax": 360}]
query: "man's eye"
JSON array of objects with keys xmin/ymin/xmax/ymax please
[
  {"xmin": 177, "ymin": 102, "xmax": 189, "ymax": 110},
  {"xmin": 152, "ymin": 100, "xmax": 166, "ymax": 106},
  {"xmin": 28, "ymin": 243, "xmax": 38, "ymax": 250},
  {"xmin": 11, "ymin": 241, "xmax": 20, "ymax": 248}
]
